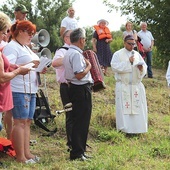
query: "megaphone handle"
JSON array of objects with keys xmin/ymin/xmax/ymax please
[{"xmin": 37, "ymin": 72, "xmax": 41, "ymax": 85}]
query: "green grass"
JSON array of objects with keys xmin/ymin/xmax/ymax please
[{"xmin": 0, "ymin": 68, "xmax": 170, "ymax": 170}]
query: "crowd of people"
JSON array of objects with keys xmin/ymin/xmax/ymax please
[{"xmin": 1, "ymin": 3, "xmax": 168, "ymax": 165}]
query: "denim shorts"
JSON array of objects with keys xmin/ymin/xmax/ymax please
[{"xmin": 12, "ymin": 92, "xmax": 36, "ymax": 119}]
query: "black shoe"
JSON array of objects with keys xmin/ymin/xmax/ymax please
[
  {"xmin": 70, "ymin": 154, "xmax": 88, "ymax": 161},
  {"xmin": 148, "ymin": 75, "xmax": 153, "ymax": 78},
  {"xmin": 125, "ymin": 133, "xmax": 138, "ymax": 138}
]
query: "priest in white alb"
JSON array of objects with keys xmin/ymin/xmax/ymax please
[{"xmin": 110, "ymin": 35, "xmax": 148, "ymax": 134}]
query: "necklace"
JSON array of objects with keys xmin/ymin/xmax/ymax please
[
  {"xmin": 15, "ymin": 39, "xmax": 23, "ymax": 47},
  {"xmin": 23, "ymin": 73, "xmax": 31, "ymax": 104}
]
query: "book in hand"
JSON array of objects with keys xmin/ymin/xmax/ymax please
[
  {"xmin": 35, "ymin": 57, "xmax": 51, "ymax": 72},
  {"xmin": 23, "ymin": 63, "xmax": 35, "ymax": 70},
  {"xmin": 135, "ymin": 61, "xmax": 145, "ymax": 66}
]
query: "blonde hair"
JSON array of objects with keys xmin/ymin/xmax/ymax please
[
  {"xmin": 0, "ymin": 12, "xmax": 11, "ymax": 31},
  {"xmin": 125, "ymin": 21, "xmax": 132, "ymax": 27}
]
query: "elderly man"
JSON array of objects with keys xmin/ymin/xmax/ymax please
[
  {"xmin": 63, "ymin": 28, "xmax": 93, "ymax": 161},
  {"xmin": 111, "ymin": 35, "xmax": 148, "ymax": 135},
  {"xmin": 137, "ymin": 22, "xmax": 154, "ymax": 78}
]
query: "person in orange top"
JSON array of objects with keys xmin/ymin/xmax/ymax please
[{"xmin": 92, "ymin": 19, "xmax": 113, "ymax": 76}]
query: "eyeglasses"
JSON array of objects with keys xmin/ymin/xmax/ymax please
[
  {"xmin": 0, "ymin": 31, "xmax": 7, "ymax": 36},
  {"xmin": 23, "ymin": 30, "xmax": 35, "ymax": 36},
  {"xmin": 82, "ymin": 37, "xmax": 86, "ymax": 41},
  {"xmin": 126, "ymin": 42, "xmax": 135, "ymax": 46},
  {"xmin": 2, "ymin": 32, "xmax": 7, "ymax": 36}
]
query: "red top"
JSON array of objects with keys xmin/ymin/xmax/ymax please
[{"xmin": 0, "ymin": 51, "xmax": 13, "ymax": 112}]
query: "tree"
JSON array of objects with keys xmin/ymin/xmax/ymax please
[
  {"xmin": 0, "ymin": 0, "xmax": 72, "ymax": 54},
  {"xmin": 84, "ymin": 26, "xmax": 94, "ymax": 50},
  {"xmin": 103, "ymin": 0, "xmax": 170, "ymax": 68}
]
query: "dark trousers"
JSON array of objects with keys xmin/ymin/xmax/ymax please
[
  {"xmin": 145, "ymin": 51, "xmax": 153, "ymax": 77},
  {"xmin": 60, "ymin": 83, "xmax": 72, "ymax": 147},
  {"xmin": 69, "ymin": 83, "xmax": 92, "ymax": 157}
]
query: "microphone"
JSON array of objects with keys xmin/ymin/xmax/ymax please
[{"xmin": 131, "ymin": 50, "xmax": 134, "ymax": 65}]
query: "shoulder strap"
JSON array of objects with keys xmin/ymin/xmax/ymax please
[{"xmin": 59, "ymin": 46, "xmax": 69, "ymax": 50}]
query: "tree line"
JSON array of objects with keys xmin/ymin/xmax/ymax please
[
  {"xmin": 1, "ymin": 0, "xmax": 169, "ymax": 68},
  {"xmin": 0, "ymin": 0, "xmax": 71, "ymax": 53},
  {"xmin": 104, "ymin": 0, "xmax": 170, "ymax": 68}
]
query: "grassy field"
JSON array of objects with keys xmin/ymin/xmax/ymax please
[{"xmin": 0, "ymin": 67, "xmax": 170, "ymax": 170}]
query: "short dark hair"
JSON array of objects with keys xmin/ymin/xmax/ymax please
[{"xmin": 124, "ymin": 35, "xmax": 134, "ymax": 42}]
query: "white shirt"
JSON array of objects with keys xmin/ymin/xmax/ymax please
[
  {"xmin": 0, "ymin": 40, "xmax": 8, "ymax": 48},
  {"xmin": 3, "ymin": 40, "xmax": 40, "ymax": 93},
  {"xmin": 60, "ymin": 16, "xmax": 78, "ymax": 31},
  {"xmin": 52, "ymin": 44, "xmax": 69, "ymax": 83},
  {"xmin": 166, "ymin": 61, "xmax": 170, "ymax": 86},
  {"xmin": 137, "ymin": 30, "xmax": 154, "ymax": 49},
  {"xmin": 63, "ymin": 45, "xmax": 93, "ymax": 85}
]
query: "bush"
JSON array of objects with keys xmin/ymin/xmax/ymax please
[{"xmin": 110, "ymin": 37, "xmax": 124, "ymax": 54}]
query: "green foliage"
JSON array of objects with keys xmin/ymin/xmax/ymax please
[
  {"xmin": 103, "ymin": 0, "xmax": 170, "ymax": 69},
  {"xmin": 84, "ymin": 26, "xmax": 94, "ymax": 50},
  {"xmin": 110, "ymin": 36, "xmax": 124, "ymax": 54},
  {"xmin": 0, "ymin": 0, "xmax": 71, "ymax": 53}
]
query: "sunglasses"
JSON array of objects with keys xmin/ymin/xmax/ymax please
[
  {"xmin": 2, "ymin": 32, "xmax": 7, "ymax": 36},
  {"xmin": 126, "ymin": 42, "xmax": 135, "ymax": 46},
  {"xmin": 23, "ymin": 30, "xmax": 35, "ymax": 36}
]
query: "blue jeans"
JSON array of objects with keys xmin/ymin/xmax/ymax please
[
  {"xmin": 145, "ymin": 51, "xmax": 153, "ymax": 77},
  {"xmin": 12, "ymin": 92, "xmax": 36, "ymax": 119}
]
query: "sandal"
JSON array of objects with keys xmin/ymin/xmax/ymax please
[
  {"xmin": 25, "ymin": 159, "xmax": 36, "ymax": 164},
  {"xmin": 32, "ymin": 156, "xmax": 40, "ymax": 162}
]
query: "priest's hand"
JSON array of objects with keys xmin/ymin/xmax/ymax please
[{"xmin": 137, "ymin": 65, "xmax": 143, "ymax": 71}]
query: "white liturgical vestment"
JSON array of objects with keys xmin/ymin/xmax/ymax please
[{"xmin": 111, "ymin": 48, "xmax": 148, "ymax": 133}]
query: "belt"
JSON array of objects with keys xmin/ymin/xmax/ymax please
[
  {"xmin": 60, "ymin": 83, "xmax": 68, "ymax": 85},
  {"xmin": 70, "ymin": 83, "xmax": 92, "ymax": 87}
]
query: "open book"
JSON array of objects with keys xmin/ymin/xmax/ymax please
[
  {"xmin": 23, "ymin": 63, "xmax": 35, "ymax": 70},
  {"xmin": 134, "ymin": 61, "xmax": 145, "ymax": 66},
  {"xmin": 35, "ymin": 57, "xmax": 51, "ymax": 72}
]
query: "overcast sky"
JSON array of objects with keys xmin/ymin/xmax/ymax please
[
  {"xmin": 73, "ymin": 0, "xmax": 128, "ymax": 31},
  {"xmin": 0, "ymin": 0, "xmax": 129, "ymax": 31}
]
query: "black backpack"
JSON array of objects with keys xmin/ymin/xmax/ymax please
[{"xmin": 34, "ymin": 89, "xmax": 57, "ymax": 136}]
